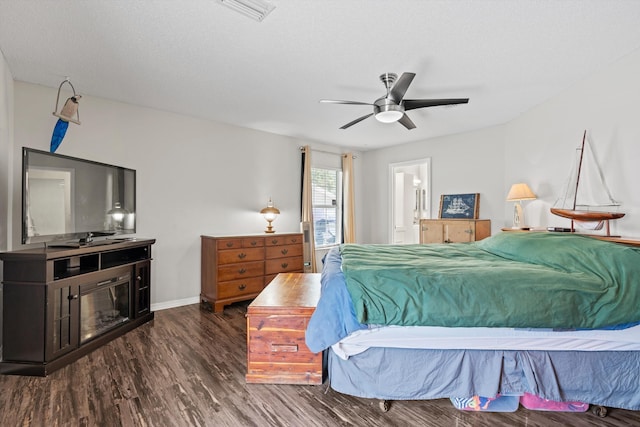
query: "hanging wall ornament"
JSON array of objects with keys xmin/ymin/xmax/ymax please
[{"xmin": 50, "ymin": 79, "xmax": 81, "ymax": 153}]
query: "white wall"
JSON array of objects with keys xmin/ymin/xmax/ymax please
[
  {"xmin": 10, "ymin": 82, "xmax": 342, "ymax": 309},
  {"xmin": 0, "ymin": 49, "xmax": 14, "ymax": 360},
  {"xmin": 0, "ymin": 50, "xmax": 12, "ymax": 252},
  {"xmin": 361, "ymin": 126, "xmax": 507, "ymax": 243},
  {"xmin": 503, "ymin": 48, "xmax": 640, "ymax": 237},
  {"xmin": 361, "ymin": 48, "xmax": 640, "ymax": 242}
]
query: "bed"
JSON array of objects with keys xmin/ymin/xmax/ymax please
[{"xmin": 305, "ymin": 232, "xmax": 640, "ymax": 412}]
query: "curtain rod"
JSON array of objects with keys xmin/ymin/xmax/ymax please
[{"xmin": 298, "ymin": 146, "xmax": 357, "ymax": 159}]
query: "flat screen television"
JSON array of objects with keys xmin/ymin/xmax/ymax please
[{"xmin": 22, "ymin": 147, "xmax": 136, "ymax": 245}]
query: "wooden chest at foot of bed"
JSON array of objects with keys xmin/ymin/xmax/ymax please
[{"xmin": 246, "ymin": 273, "xmax": 324, "ymax": 385}]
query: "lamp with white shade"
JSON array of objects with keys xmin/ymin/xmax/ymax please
[{"xmin": 506, "ymin": 183, "xmax": 536, "ymax": 229}]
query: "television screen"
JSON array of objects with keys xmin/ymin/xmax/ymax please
[{"xmin": 22, "ymin": 147, "xmax": 136, "ymax": 245}]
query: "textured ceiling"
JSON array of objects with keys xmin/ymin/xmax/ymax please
[{"xmin": 2, "ymin": 1, "xmax": 640, "ymax": 150}]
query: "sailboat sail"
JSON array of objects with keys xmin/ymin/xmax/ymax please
[{"xmin": 551, "ymin": 130, "xmax": 624, "ymax": 233}]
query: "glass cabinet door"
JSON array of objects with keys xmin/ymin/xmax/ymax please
[
  {"xmin": 134, "ymin": 261, "xmax": 151, "ymax": 318},
  {"xmin": 48, "ymin": 284, "xmax": 79, "ymax": 360}
]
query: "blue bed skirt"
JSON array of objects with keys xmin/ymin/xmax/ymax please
[{"xmin": 327, "ymin": 346, "xmax": 640, "ymax": 410}]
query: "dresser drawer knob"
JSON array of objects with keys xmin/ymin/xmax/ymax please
[
  {"xmin": 238, "ymin": 284, "xmax": 246, "ymax": 290},
  {"xmin": 291, "ymin": 238, "xmax": 298, "ymax": 243},
  {"xmin": 238, "ymin": 252, "xmax": 247, "ymax": 259},
  {"xmin": 250, "ymin": 241, "xmax": 257, "ymax": 246},
  {"xmin": 226, "ymin": 242, "xmax": 233, "ymax": 248},
  {"xmin": 238, "ymin": 268, "xmax": 247, "ymax": 274},
  {"xmin": 281, "ymin": 249, "xmax": 288, "ymax": 255},
  {"xmin": 281, "ymin": 262, "xmax": 288, "ymax": 269},
  {"xmin": 271, "ymin": 239, "xmax": 279, "ymax": 245}
]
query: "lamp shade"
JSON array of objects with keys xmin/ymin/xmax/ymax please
[
  {"xmin": 260, "ymin": 202, "xmax": 280, "ymax": 219},
  {"xmin": 506, "ymin": 183, "xmax": 536, "ymax": 201}
]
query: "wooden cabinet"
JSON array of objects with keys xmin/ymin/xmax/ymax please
[
  {"xmin": 246, "ymin": 273, "xmax": 323, "ymax": 385},
  {"xmin": 420, "ymin": 219, "xmax": 491, "ymax": 243},
  {"xmin": 134, "ymin": 261, "xmax": 152, "ymax": 318},
  {"xmin": 0, "ymin": 239, "xmax": 155, "ymax": 376},
  {"xmin": 201, "ymin": 233, "xmax": 304, "ymax": 313}
]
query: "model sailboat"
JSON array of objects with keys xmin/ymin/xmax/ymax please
[{"xmin": 550, "ymin": 130, "xmax": 624, "ymax": 236}]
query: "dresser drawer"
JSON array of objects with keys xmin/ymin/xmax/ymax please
[
  {"xmin": 241, "ymin": 237, "xmax": 264, "ymax": 248},
  {"xmin": 217, "ymin": 237, "xmax": 265, "ymax": 250},
  {"xmin": 217, "ymin": 261, "xmax": 264, "ymax": 281},
  {"xmin": 217, "ymin": 238, "xmax": 243, "ymax": 250},
  {"xmin": 265, "ymin": 244, "xmax": 303, "ymax": 260},
  {"xmin": 218, "ymin": 247, "xmax": 264, "ymax": 265},
  {"xmin": 265, "ymin": 235, "xmax": 302, "ymax": 246},
  {"xmin": 265, "ymin": 257, "xmax": 303, "ymax": 275},
  {"xmin": 217, "ymin": 277, "xmax": 265, "ymax": 299}
]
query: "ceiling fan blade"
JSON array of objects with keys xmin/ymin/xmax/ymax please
[
  {"xmin": 403, "ymin": 98, "xmax": 469, "ymax": 111},
  {"xmin": 398, "ymin": 114, "xmax": 416, "ymax": 130},
  {"xmin": 389, "ymin": 72, "xmax": 416, "ymax": 102},
  {"xmin": 320, "ymin": 99, "xmax": 373, "ymax": 106},
  {"xmin": 340, "ymin": 113, "xmax": 374, "ymax": 129}
]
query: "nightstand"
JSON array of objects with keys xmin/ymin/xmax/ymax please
[{"xmin": 420, "ymin": 219, "xmax": 491, "ymax": 243}]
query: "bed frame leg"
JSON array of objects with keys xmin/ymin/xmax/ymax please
[{"xmin": 379, "ymin": 400, "xmax": 391, "ymax": 412}]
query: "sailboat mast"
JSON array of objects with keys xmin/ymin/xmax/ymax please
[
  {"xmin": 550, "ymin": 129, "xmax": 624, "ymax": 236},
  {"xmin": 572, "ymin": 130, "xmax": 587, "ymax": 211}
]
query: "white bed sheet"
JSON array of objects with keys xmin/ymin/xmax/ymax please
[{"xmin": 332, "ymin": 323, "xmax": 640, "ymax": 360}]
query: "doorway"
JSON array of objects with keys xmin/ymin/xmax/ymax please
[
  {"xmin": 26, "ymin": 167, "xmax": 73, "ymax": 238},
  {"xmin": 389, "ymin": 158, "xmax": 431, "ymax": 244}
]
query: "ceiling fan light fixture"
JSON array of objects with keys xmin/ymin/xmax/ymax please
[
  {"xmin": 374, "ymin": 104, "xmax": 403, "ymax": 123},
  {"xmin": 216, "ymin": 0, "xmax": 275, "ymax": 22},
  {"xmin": 322, "ymin": 71, "xmax": 469, "ymax": 130}
]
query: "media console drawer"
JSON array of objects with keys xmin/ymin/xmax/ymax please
[{"xmin": 246, "ymin": 272, "xmax": 323, "ymax": 385}]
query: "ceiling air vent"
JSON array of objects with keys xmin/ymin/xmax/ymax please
[{"xmin": 216, "ymin": 0, "xmax": 276, "ymax": 22}]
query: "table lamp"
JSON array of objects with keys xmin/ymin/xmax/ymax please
[
  {"xmin": 260, "ymin": 198, "xmax": 280, "ymax": 233},
  {"xmin": 506, "ymin": 183, "xmax": 536, "ymax": 229}
]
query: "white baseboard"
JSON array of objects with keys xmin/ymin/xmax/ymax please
[{"xmin": 151, "ymin": 296, "xmax": 200, "ymax": 312}]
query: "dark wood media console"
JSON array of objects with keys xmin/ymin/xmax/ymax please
[{"xmin": 0, "ymin": 238, "xmax": 155, "ymax": 376}]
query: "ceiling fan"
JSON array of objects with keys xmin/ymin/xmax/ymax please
[{"xmin": 320, "ymin": 72, "xmax": 469, "ymax": 130}]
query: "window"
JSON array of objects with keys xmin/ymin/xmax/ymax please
[{"xmin": 312, "ymin": 167, "xmax": 342, "ymax": 247}]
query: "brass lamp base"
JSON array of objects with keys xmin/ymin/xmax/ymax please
[{"xmin": 264, "ymin": 221, "xmax": 275, "ymax": 234}]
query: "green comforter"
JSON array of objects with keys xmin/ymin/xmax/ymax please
[{"xmin": 340, "ymin": 232, "xmax": 640, "ymax": 329}]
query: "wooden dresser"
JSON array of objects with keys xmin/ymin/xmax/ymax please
[
  {"xmin": 201, "ymin": 233, "xmax": 304, "ymax": 312},
  {"xmin": 246, "ymin": 273, "xmax": 323, "ymax": 385},
  {"xmin": 420, "ymin": 219, "xmax": 491, "ymax": 243}
]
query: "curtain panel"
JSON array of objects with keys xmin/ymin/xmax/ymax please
[
  {"xmin": 342, "ymin": 153, "xmax": 356, "ymax": 243},
  {"xmin": 301, "ymin": 146, "xmax": 317, "ymax": 272}
]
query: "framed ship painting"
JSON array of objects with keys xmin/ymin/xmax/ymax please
[{"xmin": 439, "ymin": 193, "xmax": 480, "ymax": 219}]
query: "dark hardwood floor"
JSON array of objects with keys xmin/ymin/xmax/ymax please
[{"xmin": 1, "ymin": 302, "xmax": 638, "ymax": 426}]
